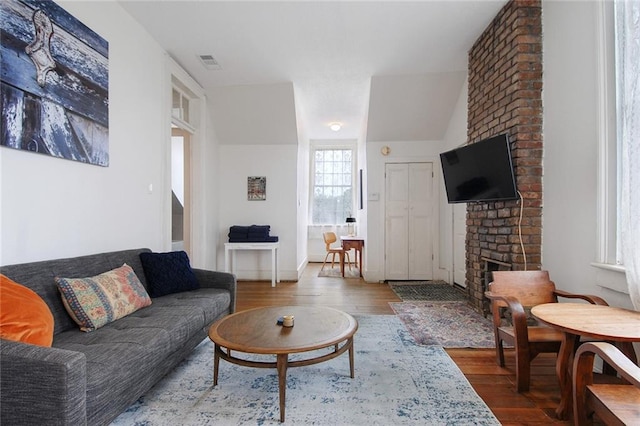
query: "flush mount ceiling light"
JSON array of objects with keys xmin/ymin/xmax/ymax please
[{"xmin": 329, "ymin": 122, "xmax": 342, "ymax": 131}]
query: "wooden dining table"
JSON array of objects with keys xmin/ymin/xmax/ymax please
[{"xmin": 531, "ymin": 303, "xmax": 640, "ymax": 420}]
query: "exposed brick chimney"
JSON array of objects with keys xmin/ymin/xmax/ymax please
[{"xmin": 466, "ymin": 0, "xmax": 543, "ymax": 314}]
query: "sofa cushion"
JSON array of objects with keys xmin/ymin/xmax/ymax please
[
  {"xmin": 139, "ymin": 251, "xmax": 199, "ymax": 297},
  {"xmin": 55, "ymin": 264, "xmax": 152, "ymax": 332},
  {"xmin": 150, "ymin": 288, "xmax": 232, "ymax": 325},
  {"xmin": 54, "ymin": 327, "xmax": 173, "ymax": 425},
  {"xmin": 0, "ymin": 274, "xmax": 54, "ymax": 346}
]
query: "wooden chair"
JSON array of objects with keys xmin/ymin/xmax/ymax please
[
  {"xmin": 321, "ymin": 232, "xmax": 351, "ymax": 272},
  {"xmin": 485, "ymin": 270, "xmax": 608, "ymax": 392},
  {"xmin": 573, "ymin": 342, "xmax": 640, "ymax": 425}
]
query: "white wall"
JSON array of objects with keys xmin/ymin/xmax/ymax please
[
  {"xmin": 200, "ymin": 98, "xmax": 222, "ymax": 271},
  {"xmin": 296, "ymin": 140, "xmax": 309, "ymax": 274},
  {"xmin": 356, "ymin": 79, "xmax": 371, "ymax": 252},
  {"xmin": 542, "ymin": 0, "xmax": 632, "ymax": 309},
  {"xmin": 210, "ymin": 83, "xmax": 298, "ymax": 146},
  {"xmin": 293, "ymin": 85, "xmax": 310, "ymax": 276},
  {"xmin": 0, "ymin": 1, "xmax": 171, "ymax": 265},
  {"xmin": 217, "ymin": 145, "xmax": 298, "ymax": 281},
  {"xmin": 364, "ymin": 72, "xmax": 466, "ymax": 283},
  {"xmin": 439, "ymin": 79, "xmax": 469, "ymax": 283},
  {"xmin": 365, "ymin": 140, "xmax": 445, "ymax": 282},
  {"xmin": 367, "ymin": 73, "xmax": 466, "ymax": 142},
  {"xmin": 209, "ymin": 82, "xmax": 299, "ymax": 280}
]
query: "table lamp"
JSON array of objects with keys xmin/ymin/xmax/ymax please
[{"xmin": 346, "ymin": 217, "xmax": 356, "ymax": 236}]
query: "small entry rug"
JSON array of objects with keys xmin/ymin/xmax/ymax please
[
  {"xmin": 111, "ymin": 315, "xmax": 499, "ymax": 425},
  {"xmin": 388, "ymin": 280, "xmax": 468, "ymax": 301},
  {"xmin": 390, "ymin": 301, "xmax": 495, "ymax": 348},
  {"xmin": 317, "ymin": 265, "xmax": 361, "ymax": 278}
]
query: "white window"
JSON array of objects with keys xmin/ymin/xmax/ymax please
[
  {"xmin": 595, "ymin": 0, "xmax": 619, "ymax": 266},
  {"xmin": 615, "ymin": 0, "xmax": 640, "ymax": 268},
  {"xmin": 310, "ymin": 146, "xmax": 355, "ymax": 224},
  {"xmin": 172, "ymin": 88, "xmax": 190, "ymax": 123},
  {"xmin": 171, "ymin": 78, "xmax": 196, "ymax": 132},
  {"xmin": 596, "ymin": 0, "xmax": 638, "ymax": 269}
]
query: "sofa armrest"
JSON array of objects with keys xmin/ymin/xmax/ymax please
[
  {"xmin": 192, "ymin": 268, "xmax": 237, "ymax": 313},
  {"xmin": 0, "ymin": 339, "xmax": 87, "ymax": 425}
]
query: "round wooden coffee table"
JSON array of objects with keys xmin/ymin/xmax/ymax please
[{"xmin": 208, "ymin": 306, "xmax": 358, "ymax": 422}]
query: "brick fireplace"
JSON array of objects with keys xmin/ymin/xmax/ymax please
[{"xmin": 465, "ymin": 0, "xmax": 543, "ymax": 313}]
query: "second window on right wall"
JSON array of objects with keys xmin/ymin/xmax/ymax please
[{"xmin": 597, "ymin": 0, "xmax": 638, "ymax": 268}]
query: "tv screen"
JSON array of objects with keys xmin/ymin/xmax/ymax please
[{"xmin": 439, "ymin": 134, "xmax": 518, "ymax": 203}]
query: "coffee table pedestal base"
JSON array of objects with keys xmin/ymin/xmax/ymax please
[{"xmin": 213, "ymin": 338, "xmax": 355, "ymax": 422}]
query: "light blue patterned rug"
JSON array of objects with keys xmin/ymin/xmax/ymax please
[{"xmin": 111, "ymin": 315, "xmax": 499, "ymax": 425}]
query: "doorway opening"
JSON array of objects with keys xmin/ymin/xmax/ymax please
[{"xmin": 171, "ymin": 127, "xmax": 191, "ymax": 256}]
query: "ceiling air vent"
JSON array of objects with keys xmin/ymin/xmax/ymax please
[{"xmin": 198, "ymin": 54, "xmax": 222, "ymax": 70}]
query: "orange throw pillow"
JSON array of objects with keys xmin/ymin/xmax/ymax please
[{"xmin": 0, "ymin": 274, "xmax": 54, "ymax": 347}]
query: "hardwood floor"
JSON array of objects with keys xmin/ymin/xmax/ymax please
[
  {"xmin": 235, "ymin": 263, "xmax": 572, "ymax": 425},
  {"xmin": 236, "ymin": 262, "xmax": 400, "ymax": 314}
]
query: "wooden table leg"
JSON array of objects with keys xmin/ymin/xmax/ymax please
[
  {"xmin": 277, "ymin": 353, "xmax": 288, "ymax": 422},
  {"xmin": 213, "ymin": 344, "xmax": 220, "ymax": 386},
  {"xmin": 555, "ymin": 333, "xmax": 579, "ymax": 420},
  {"xmin": 340, "ymin": 251, "xmax": 345, "ymax": 277}
]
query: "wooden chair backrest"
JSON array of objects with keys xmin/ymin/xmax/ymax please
[
  {"xmin": 323, "ymin": 232, "xmax": 338, "ymax": 250},
  {"xmin": 488, "ymin": 270, "xmax": 557, "ymax": 308}
]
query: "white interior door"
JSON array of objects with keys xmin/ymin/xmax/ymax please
[
  {"xmin": 453, "ymin": 203, "xmax": 467, "ymax": 287},
  {"xmin": 385, "ymin": 162, "xmax": 434, "ymax": 280},
  {"xmin": 385, "ymin": 164, "xmax": 409, "ymax": 280},
  {"xmin": 408, "ymin": 163, "xmax": 433, "ymax": 279}
]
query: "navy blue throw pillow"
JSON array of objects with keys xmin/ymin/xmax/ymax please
[{"xmin": 139, "ymin": 251, "xmax": 199, "ymax": 297}]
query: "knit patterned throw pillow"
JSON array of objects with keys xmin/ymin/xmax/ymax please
[{"xmin": 56, "ymin": 264, "xmax": 151, "ymax": 332}]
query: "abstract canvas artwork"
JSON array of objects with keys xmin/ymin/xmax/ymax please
[{"xmin": 1, "ymin": 0, "xmax": 109, "ymax": 166}]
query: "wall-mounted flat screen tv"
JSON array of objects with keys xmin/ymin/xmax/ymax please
[{"xmin": 439, "ymin": 134, "xmax": 518, "ymax": 203}]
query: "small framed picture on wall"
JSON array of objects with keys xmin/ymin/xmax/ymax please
[{"xmin": 247, "ymin": 176, "xmax": 266, "ymax": 200}]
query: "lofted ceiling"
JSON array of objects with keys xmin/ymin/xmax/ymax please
[{"xmin": 119, "ymin": 1, "xmax": 507, "ymax": 141}]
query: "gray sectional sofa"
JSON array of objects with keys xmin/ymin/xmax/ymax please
[{"xmin": 0, "ymin": 248, "xmax": 236, "ymax": 425}]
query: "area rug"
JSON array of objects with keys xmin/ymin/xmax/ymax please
[
  {"xmin": 390, "ymin": 301, "xmax": 495, "ymax": 348},
  {"xmin": 317, "ymin": 265, "xmax": 361, "ymax": 278},
  {"xmin": 388, "ymin": 281, "xmax": 468, "ymax": 301},
  {"xmin": 111, "ymin": 315, "xmax": 499, "ymax": 425}
]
